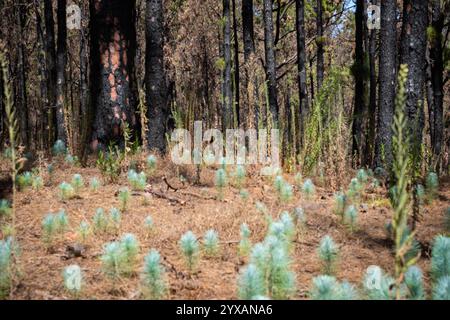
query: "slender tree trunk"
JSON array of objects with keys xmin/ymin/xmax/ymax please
[
  {"xmin": 222, "ymin": 0, "xmax": 233, "ymax": 130},
  {"xmin": 146, "ymin": 0, "xmax": 168, "ymax": 152},
  {"xmin": 263, "ymin": 0, "xmax": 279, "ymax": 125},
  {"xmin": 374, "ymin": 0, "xmax": 396, "ymax": 170},
  {"xmin": 296, "ymin": 0, "xmax": 308, "ymax": 148},
  {"xmin": 242, "ymin": 0, "xmax": 255, "ymax": 61},
  {"xmin": 428, "ymin": 0, "xmax": 444, "ymax": 163},
  {"xmin": 90, "ymin": 0, "xmax": 136, "ymax": 148},
  {"xmin": 364, "ymin": 0, "xmax": 378, "ymax": 167},
  {"xmin": 242, "ymin": 0, "xmax": 256, "ymax": 130},
  {"xmin": 351, "ymin": 0, "xmax": 366, "ymax": 164},
  {"xmin": 399, "ymin": 0, "xmax": 428, "ymax": 151},
  {"xmin": 232, "ymin": 0, "xmax": 240, "ymax": 127},
  {"xmin": 16, "ymin": 4, "xmax": 28, "ymax": 146},
  {"xmin": 56, "ymin": 0, "xmax": 67, "ymax": 142},
  {"xmin": 315, "ymin": 0, "xmax": 324, "ymax": 91},
  {"xmin": 44, "ymin": 0, "xmax": 57, "ymax": 144}
]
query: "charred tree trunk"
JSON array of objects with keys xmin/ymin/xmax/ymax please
[
  {"xmin": 16, "ymin": 3, "xmax": 28, "ymax": 146},
  {"xmin": 399, "ymin": 0, "xmax": 428, "ymax": 151},
  {"xmin": 242, "ymin": 0, "xmax": 255, "ymax": 61},
  {"xmin": 315, "ymin": 0, "xmax": 324, "ymax": 91},
  {"xmin": 56, "ymin": 0, "xmax": 67, "ymax": 142},
  {"xmin": 44, "ymin": 0, "xmax": 57, "ymax": 143},
  {"xmin": 351, "ymin": 0, "xmax": 366, "ymax": 164},
  {"xmin": 222, "ymin": 0, "xmax": 233, "ymax": 130},
  {"xmin": 146, "ymin": 0, "xmax": 168, "ymax": 152},
  {"xmin": 374, "ymin": 0, "xmax": 396, "ymax": 170},
  {"xmin": 242, "ymin": 0, "xmax": 256, "ymax": 130},
  {"xmin": 296, "ymin": 0, "xmax": 308, "ymax": 147},
  {"xmin": 90, "ymin": 0, "xmax": 136, "ymax": 148},
  {"xmin": 428, "ymin": 0, "xmax": 444, "ymax": 163},
  {"xmin": 263, "ymin": 0, "xmax": 279, "ymax": 125},
  {"xmin": 232, "ymin": 0, "xmax": 240, "ymax": 127}
]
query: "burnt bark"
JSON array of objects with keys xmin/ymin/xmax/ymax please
[
  {"xmin": 399, "ymin": 0, "xmax": 428, "ymax": 150},
  {"xmin": 90, "ymin": 0, "xmax": 136, "ymax": 148},
  {"xmin": 374, "ymin": 0, "xmax": 396, "ymax": 170},
  {"xmin": 56, "ymin": 0, "xmax": 67, "ymax": 142},
  {"xmin": 222, "ymin": 0, "xmax": 233, "ymax": 130},
  {"xmin": 242, "ymin": 0, "xmax": 255, "ymax": 61},
  {"xmin": 316, "ymin": 0, "xmax": 324, "ymax": 90},
  {"xmin": 44, "ymin": 0, "xmax": 57, "ymax": 143},
  {"xmin": 16, "ymin": 3, "xmax": 28, "ymax": 146},
  {"xmin": 263, "ymin": 0, "xmax": 279, "ymax": 125},
  {"xmin": 146, "ymin": 0, "xmax": 168, "ymax": 152},
  {"xmin": 232, "ymin": 0, "xmax": 240, "ymax": 126},
  {"xmin": 296, "ymin": 0, "xmax": 308, "ymax": 146}
]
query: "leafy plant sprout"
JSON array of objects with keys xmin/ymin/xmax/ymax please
[
  {"xmin": 309, "ymin": 275, "xmax": 341, "ymax": 300},
  {"xmin": 127, "ymin": 169, "xmax": 147, "ymax": 191},
  {"xmin": 146, "ymin": 155, "xmax": 157, "ymax": 175},
  {"xmin": 333, "ymin": 192, "xmax": 346, "ymax": 219},
  {"xmin": 144, "ymin": 215, "xmax": 155, "ymax": 234},
  {"xmin": 179, "ymin": 231, "xmax": 200, "ymax": 272},
  {"xmin": 347, "ymin": 178, "xmax": 362, "ymax": 202},
  {"xmin": 101, "ymin": 241, "xmax": 127, "ymax": 279},
  {"xmin": 71, "ymin": 174, "xmax": 84, "ymax": 194},
  {"xmin": 203, "ymin": 229, "xmax": 220, "ymax": 257},
  {"xmin": 432, "ymin": 275, "xmax": 450, "ymax": 300},
  {"xmin": 118, "ymin": 187, "xmax": 130, "ymax": 212},
  {"xmin": 120, "ymin": 233, "xmax": 140, "ymax": 270},
  {"xmin": 0, "ymin": 238, "xmax": 19, "ymax": 298},
  {"xmin": 274, "ymin": 175, "xmax": 284, "ymax": 193},
  {"xmin": 237, "ymin": 264, "xmax": 266, "ymax": 300},
  {"xmin": 0, "ymin": 199, "xmax": 11, "ymax": 217},
  {"xmin": 63, "ymin": 265, "xmax": 83, "ymax": 297},
  {"xmin": 215, "ymin": 168, "xmax": 227, "ymax": 200},
  {"xmin": 89, "ymin": 177, "xmax": 101, "ymax": 192},
  {"xmin": 293, "ymin": 207, "xmax": 306, "ymax": 233},
  {"xmin": 425, "ymin": 171, "xmax": 439, "ymax": 201},
  {"xmin": 56, "ymin": 209, "xmax": 69, "ymax": 233},
  {"xmin": 302, "ymin": 179, "xmax": 315, "ymax": 200},
  {"xmin": 42, "ymin": 214, "xmax": 58, "ymax": 246},
  {"xmin": 93, "ymin": 208, "xmax": 108, "ymax": 234},
  {"xmin": 317, "ymin": 235, "xmax": 339, "ymax": 275},
  {"xmin": 238, "ymin": 223, "xmax": 252, "ymax": 258},
  {"xmin": 32, "ymin": 175, "xmax": 44, "ymax": 191},
  {"xmin": 267, "ymin": 246, "xmax": 296, "ymax": 299},
  {"xmin": 109, "ymin": 207, "xmax": 121, "ymax": 232},
  {"xmin": 58, "ymin": 182, "xmax": 75, "ymax": 201},
  {"xmin": 77, "ymin": 221, "xmax": 90, "ymax": 243},
  {"xmin": 430, "ymin": 235, "xmax": 450, "ymax": 282},
  {"xmin": 280, "ymin": 211, "xmax": 295, "ymax": 242},
  {"xmin": 279, "ymin": 182, "xmax": 293, "ymax": 203},
  {"xmin": 404, "ymin": 265, "xmax": 425, "ymax": 300},
  {"xmin": 343, "ymin": 205, "xmax": 358, "ymax": 232},
  {"xmin": 52, "ymin": 139, "xmax": 67, "ymax": 156},
  {"xmin": 141, "ymin": 249, "xmax": 167, "ymax": 299}
]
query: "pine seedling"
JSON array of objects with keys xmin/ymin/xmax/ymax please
[
  {"xmin": 404, "ymin": 266, "xmax": 425, "ymax": 300},
  {"xmin": 77, "ymin": 221, "xmax": 90, "ymax": 243},
  {"xmin": 416, "ymin": 184, "xmax": 425, "ymax": 205},
  {"xmin": 425, "ymin": 172, "xmax": 439, "ymax": 201},
  {"xmin": 238, "ymin": 223, "xmax": 252, "ymax": 258},
  {"xmin": 56, "ymin": 210, "xmax": 69, "ymax": 233},
  {"xmin": 0, "ymin": 238, "xmax": 18, "ymax": 298},
  {"xmin": 89, "ymin": 177, "xmax": 101, "ymax": 192},
  {"xmin": 362, "ymin": 265, "xmax": 395, "ymax": 300},
  {"xmin": 58, "ymin": 182, "xmax": 75, "ymax": 201},
  {"xmin": 109, "ymin": 208, "xmax": 121, "ymax": 232},
  {"xmin": 71, "ymin": 174, "xmax": 84, "ymax": 194},
  {"xmin": 65, "ymin": 154, "xmax": 78, "ymax": 166},
  {"xmin": 146, "ymin": 155, "xmax": 157, "ymax": 175},
  {"xmin": 63, "ymin": 265, "xmax": 83, "ymax": 297},
  {"xmin": 431, "ymin": 235, "xmax": 450, "ymax": 281},
  {"xmin": 302, "ymin": 179, "xmax": 315, "ymax": 200},
  {"xmin": 239, "ymin": 189, "xmax": 249, "ymax": 201},
  {"xmin": 179, "ymin": 231, "xmax": 200, "ymax": 272},
  {"xmin": 93, "ymin": 208, "xmax": 108, "ymax": 234},
  {"xmin": 52, "ymin": 139, "xmax": 67, "ymax": 156},
  {"xmin": 32, "ymin": 175, "xmax": 44, "ymax": 191},
  {"xmin": 432, "ymin": 275, "xmax": 450, "ymax": 300},
  {"xmin": 144, "ymin": 215, "xmax": 155, "ymax": 234},
  {"xmin": 347, "ymin": 178, "xmax": 362, "ymax": 202},
  {"xmin": 339, "ymin": 281, "xmax": 359, "ymax": 300},
  {"xmin": 280, "ymin": 211, "xmax": 295, "ymax": 242},
  {"xmin": 0, "ymin": 199, "xmax": 11, "ymax": 217},
  {"xmin": 293, "ymin": 207, "xmax": 306, "ymax": 235},
  {"xmin": 215, "ymin": 168, "xmax": 227, "ymax": 200},
  {"xmin": 237, "ymin": 264, "xmax": 266, "ymax": 300},
  {"xmin": 344, "ymin": 205, "xmax": 358, "ymax": 232},
  {"xmin": 203, "ymin": 229, "xmax": 220, "ymax": 257},
  {"xmin": 309, "ymin": 275, "xmax": 341, "ymax": 300},
  {"xmin": 274, "ymin": 175, "xmax": 284, "ymax": 193},
  {"xmin": 128, "ymin": 169, "xmax": 147, "ymax": 191},
  {"xmin": 356, "ymin": 169, "xmax": 368, "ymax": 184},
  {"xmin": 249, "ymin": 243, "xmax": 270, "ymax": 276},
  {"xmin": 42, "ymin": 214, "xmax": 58, "ymax": 246},
  {"xmin": 234, "ymin": 165, "xmax": 246, "ymax": 188},
  {"xmin": 17, "ymin": 171, "xmax": 32, "ymax": 191},
  {"xmin": 120, "ymin": 233, "xmax": 140, "ymax": 271},
  {"xmin": 118, "ymin": 188, "xmax": 130, "ymax": 211},
  {"xmin": 333, "ymin": 192, "xmax": 346, "ymax": 219},
  {"xmin": 294, "ymin": 172, "xmax": 302, "ymax": 187},
  {"xmin": 267, "ymin": 246, "xmax": 296, "ymax": 299},
  {"xmin": 101, "ymin": 241, "xmax": 127, "ymax": 278},
  {"xmin": 141, "ymin": 249, "xmax": 167, "ymax": 299},
  {"xmin": 279, "ymin": 182, "xmax": 293, "ymax": 203},
  {"xmin": 318, "ymin": 235, "xmax": 339, "ymax": 275}
]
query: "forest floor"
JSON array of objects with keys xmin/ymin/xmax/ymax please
[{"xmin": 0, "ymin": 155, "xmax": 448, "ymax": 300}]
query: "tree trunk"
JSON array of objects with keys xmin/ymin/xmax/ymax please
[
  {"xmin": 399, "ymin": 0, "xmax": 428, "ymax": 151},
  {"xmin": 351, "ymin": 0, "xmax": 366, "ymax": 164},
  {"xmin": 90, "ymin": 0, "xmax": 136, "ymax": 148},
  {"xmin": 316, "ymin": 0, "xmax": 324, "ymax": 91},
  {"xmin": 16, "ymin": 3, "xmax": 28, "ymax": 146},
  {"xmin": 242, "ymin": 0, "xmax": 255, "ymax": 61},
  {"xmin": 374, "ymin": 0, "xmax": 396, "ymax": 170},
  {"xmin": 296, "ymin": 0, "xmax": 308, "ymax": 149},
  {"xmin": 263, "ymin": 0, "xmax": 279, "ymax": 125},
  {"xmin": 56, "ymin": 0, "xmax": 67, "ymax": 142},
  {"xmin": 232, "ymin": 0, "xmax": 240, "ymax": 127},
  {"xmin": 146, "ymin": 0, "xmax": 168, "ymax": 152},
  {"xmin": 428, "ymin": 0, "xmax": 444, "ymax": 163},
  {"xmin": 222, "ymin": 0, "xmax": 233, "ymax": 130}
]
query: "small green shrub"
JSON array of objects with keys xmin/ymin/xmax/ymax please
[
  {"xmin": 432, "ymin": 275, "xmax": 450, "ymax": 300},
  {"xmin": 280, "ymin": 212, "xmax": 295, "ymax": 242},
  {"xmin": 333, "ymin": 192, "xmax": 346, "ymax": 219},
  {"xmin": 294, "ymin": 172, "xmax": 302, "ymax": 187},
  {"xmin": 118, "ymin": 188, "xmax": 130, "ymax": 212},
  {"xmin": 293, "ymin": 207, "xmax": 306, "ymax": 229},
  {"xmin": 362, "ymin": 265, "xmax": 395, "ymax": 300},
  {"xmin": 344, "ymin": 205, "xmax": 358, "ymax": 232},
  {"xmin": 0, "ymin": 238, "xmax": 18, "ymax": 298},
  {"xmin": 0, "ymin": 199, "xmax": 11, "ymax": 216},
  {"xmin": 203, "ymin": 229, "xmax": 219, "ymax": 257},
  {"xmin": 239, "ymin": 189, "xmax": 249, "ymax": 201},
  {"xmin": 101, "ymin": 241, "xmax": 127, "ymax": 278},
  {"xmin": 96, "ymin": 146, "xmax": 124, "ymax": 183},
  {"xmin": 279, "ymin": 182, "xmax": 293, "ymax": 203},
  {"xmin": 141, "ymin": 249, "xmax": 167, "ymax": 299},
  {"xmin": 32, "ymin": 175, "xmax": 44, "ymax": 191},
  {"xmin": 65, "ymin": 154, "xmax": 78, "ymax": 166},
  {"xmin": 109, "ymin": 208, "xmax": 121, "ymax": 232},
  {"xmin": 146, "ymin": 155, "xmax": 157, "ymax": 175},
  {"xmin": 71, "ymin": 174, "xmax": 84, "ymax": 194},
  {"xmin": 237, "ymin": 264, "xmax": 266, "ymax": 300},
  {"xmin": 238, "ymin": 223, "xmax": 252, "ymax": 257},
  {"xmin": 215, "ymin": 168, "xmax": 227, "ymax": 200},
  {"xmin": 347, "ymin": 178, "xmax": 362, "ymax": 202},
  {"xmin": 302, "ymin": 179, "xmax": 315, "ymax": 200},
  {"xmin": 144, "ymin": 215, "xmax": 154, "ymax": 234},
  {"xmin": 89, "ymin": 177, "xmax": 101, "ymax": 192},
  {"xmin": 52, "ymin": 139, "xmax": 67, "ymax": 156},
  {"xmin": 179, "ymin": 231, "xmax": 200, "ymax": 272},
  {"xmin": 317, "ymin": 235, "xmax": 339, "ymax": 275},
  {"xmin": 128, "ymin": 169, "xmax": 147, "ymax": 191},
  {"xmin": 42, "ymin": 214, "xmax": 58, "ymax": 245},
  {"xmin": 58, "ymin": 182, "xmax": 75, "ymax": 200},
  {"xmin": 17, "ymin": 171, "xmax": 32, "ymax": 190},
  {"xmin": 77, "ymin": 221, "xmax": 90, "ymax": 243},
  {"xmin": 267, "ymin": 246, "xmax": 296, "ymax": 299},
  {"xmin": 425, "ymin": 172, "xmax": 439, "ymax": 201},
  {"xmin": 120, "ymin": 233, "xmax": 140, "ymax": 268},
  {"xmin": 63, "ymin": 264, "xmax": 83, "ymax": 296},
  {"xmin": 356, "ymin": 169, "xmax": 368, "ymax": 184},
  {"xmin": 309, "ymin": 275, "xmax": 341, "ymax": 300},
  {"xmin": 56, "ymin": 210, "xmax": 69, "ymax": 232},
  {"xmin": 431, "ymin": 235, "xmax": 450, "ymax": 281},
  {"xmin": 93, "ymin": 208, "xmax": 108, "ymax": 234},
  {"xmin": 404, "ymin": 266, "xmax": 425, "ymax": 300}
]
